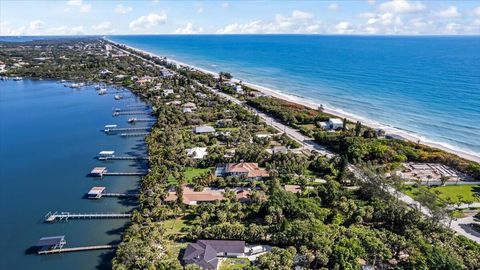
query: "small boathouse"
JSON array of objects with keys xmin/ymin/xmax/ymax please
[
  {"xmin": 87, "ymin": 187, "xmax": 106, "ymax": 199},
  {"xmin": 37, "ymin": 236, "xmax": 66, "ymax": 253},
  {"xmin": 90, "ymin": 167, "xmax": 107, "ymax": 177}
]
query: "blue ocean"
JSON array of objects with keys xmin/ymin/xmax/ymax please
[{"xmin": 109, "ymin": 35, "xmax": 480, "ymax": 158}]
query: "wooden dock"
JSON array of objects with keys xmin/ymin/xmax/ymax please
[
  {"xmin": 127, "ymin": 104, "xmax": 148, "ymax": 109},
  {"xmin": 103, "ymin": 172, "xmax": 146, "ymax": 176},
  {"xmin": 104, "ymin": 127, "xmax": 151, "ymax": 133},
  {"xmin": 114, "ymin": 108, "xmax": 147, "ymax": 112},
  {"xmin": 102, "ymin": 192, "xmax": 139, "ymax": 198},
  {"xmin": 38, "ymin": 245, "xmax": 117, "ymax": 255},
  {"xmin": 128, "ymin": 118, "xmax": 156, "ymax": 123},
  {"xmin": 113, "ymin": 111, "xmax": 150, "ymax": 116},
  {"xmin": 98, "ymin": 156, "xmax": 148, "ymax": 161},
  {"xmin": 45, "ymin": 212, "xmax": 132, "ymax": 222},
  {"xmin": 120, "ymin": 132, "xmax": 149, "ymax": 137}
]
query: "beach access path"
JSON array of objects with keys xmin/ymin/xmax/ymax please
[{"xmin": 107, "ymin": 40, "xmax": 480, "ymax": 244}]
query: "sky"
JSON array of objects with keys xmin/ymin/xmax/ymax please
[{"xmin": 1, "ymin": 0, "xmax": 480, "ymax": 35}]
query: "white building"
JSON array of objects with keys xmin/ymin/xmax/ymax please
[
  {"xmin": 327, "ymin": 118, "xmax": 343, "ymax": 130},
  {"xmin": 186, "ymin": 147, "xmax": 208, "ymax": 159},
  {"xmin": 235, "ymin": 85, "xmax": 244, "ymax": 94},
  {"xmin": 163, "ymin": 89, "xmax": 174, "ymax": 96}
]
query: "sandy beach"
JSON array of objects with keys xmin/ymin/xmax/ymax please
[{"xmin": 105, "ymin": 38, "xmax": 480, "ymax": 164}]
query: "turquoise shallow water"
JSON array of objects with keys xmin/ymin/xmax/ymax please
[
  {"xmin": 109, "ymin": 35, "xmax": 480, "ymax": 157},
  {"xmin": 0, "ymin": 80, "xmax": 151, "ymax": 269}
]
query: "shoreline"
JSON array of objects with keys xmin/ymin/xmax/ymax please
[{"xmin": 105, "ymin": 37, "xmax": 480, "ymax": 164}]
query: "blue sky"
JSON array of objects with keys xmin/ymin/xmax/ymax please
[{"xmin": 1, "ymin": 0, "xmax": 479, "ymax": 35}]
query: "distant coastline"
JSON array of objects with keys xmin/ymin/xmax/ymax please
[{"xmin": 105, "ymin": 37, "xmax": 480, "ymax": 164}]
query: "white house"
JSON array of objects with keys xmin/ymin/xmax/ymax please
[
  {"xmin": 328, "ymin": 118, "xmax": 344, "ymax": 130},
  {"xmin": 194, "ymin": 125, "xmax": 216, "ymax": 134},
  {"xmin": 235, "ymin": 85, "xmax": 244, "ymax": 94},
  {"xmin": 163, "ymin": 89, "xmax": 174, "ymax": 96},
  {"xmin": 186, "ymin": 147, "xmax": 208, "ymax": 159}
]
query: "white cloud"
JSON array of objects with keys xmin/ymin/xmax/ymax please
[
  {"xmin": 473, "ymin": 6, "xmax": 480, "ymax": 17},
  {"xmin": 445, "ymin": 22, "xmax": 461, "ymax": 33},
  {"xmin": 70, "ymin": 26, "xmax": 84, "ymax": 34},
  {"xmin": 175, "ymin": 23, "xmax": 203, "ymax": 34},
  {"xmin": 79, "ymin": 4, "xmax": 91, "ymax": 13},
  {"xmin": 67, "ymin": 0, "xmax": 82, "ymax": 6},
  {"xmin": 114, "ymin": 5, "xmax": 132, "ymax": 14},
  {"xmin": 29, "ymin": 20, "xmax": 44, "ymax": 31},
  {"xmin": 197, "ymin": 7, "xmax": 204, "ymax": 13},
  {"xmin": 221, "ymin": 2, "xmax": 229, "ymax": 8},
  {"xmin": 335, "ymin": 21, "xmax": 353, "ymax": 34},
  {"xmin": 359, "ymin": 12, "xmax": 376, "ymax": 18},
  {"xmin": 91, "ymin": 21, "xmax": 114, "ymax": 33},
  {"xmin": 65, "ymin": 0, "xmax": 91, "ymax": 13},
  {"xmin": 292, "ymin": 10, "xmax": 314, "ymax": 20},
  {"xmin": 46, "ymin": 25, "xmax": 85, "ymax": 35},
  {"xmin": 328, "ymin": 4, "xmax": 340, "ymax": 11},
  {"xmin": 379, "ymin": 0, "xmax": 426, "ymax": 14},
  {"xmin": 129, "ymin": 13, "xmax": 167, "ymax": 31},
  {"xmin": 217, "ymin": 10, "xmax": 321, "ymax": 34},
  {"xmin": 434, "ymin": 6, "xmax": 460, "ymax": 18}
]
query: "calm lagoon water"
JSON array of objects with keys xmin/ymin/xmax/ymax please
[
  {"xmin": 109, "ymin": 35, "xmax": 480, "ymax": 157},
  {"xmin": 0, "ymin": 79, "xmax": 150, "ymax": 269}
]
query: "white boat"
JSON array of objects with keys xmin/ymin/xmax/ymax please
[
  {"xmin": 114, "ymin": 95, "xmax": 123, "ymax": 100},
  {"xmin": 128, "ymin": 118, "xmax": 136, "ymax": 123},
  {"xmin": 13, "ymin": 76, "xmax": 23, "ymax": 81},
  {"xmin": 98, "ymin": 88, "xmax": 107, "ymax": 95}
]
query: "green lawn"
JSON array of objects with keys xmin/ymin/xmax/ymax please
[
  {"xmin": 167, "ymin": 167, "xmax": 213, "ymax": 184},
  {"xmin": 163, "ymin": 218, "xmax": 190, "ymax": 236},
  {"xmin": 402, "ymin": 184, "xmax": 480, "ymax": 205},
  {"xmin": 300, "ymin": 124, "xmax": 317, "ymax": 131},
  {"xmin": 432, "ymin": 185, "xmax": 480, "ymax": 203},
  {"xmin": 219, "ymin": 258, "xmax": 251, "ymax": 270},
  {"xmin": 185, "ymin": 167, "xmax": 212, "ymax": 181}
]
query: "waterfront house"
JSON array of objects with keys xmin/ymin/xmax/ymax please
[
  {"xmin": 164, "ymin": 185, "xmax": 225, "ymax": 205},
  {"xmin": 235, "ymin": 85, "xmax": 244, "ymax": 94},
  {"xmin": 136, "ymin": 76, "xmax": 155, "ymax": 86},
  {"xmin": 186, "ymin": 147, "xmax": 208, "ymax": 159},
  {"xmin": 327, "ymin": 118, "xmax": 343, "ymax": 130},
  {"xmin": 215, "ymin": 162, "xmax": 269, "ymax": 180},
  {"xmin": 318, "ymin": 118, "xmax": 343, "ymax": 130},
  {"xmin": 183, "ymin": 240, "xmax": 246, "ymax": 270},
  {"xmin": 194, "ymin": 125, "xmax": 216, "ymax": 134}
]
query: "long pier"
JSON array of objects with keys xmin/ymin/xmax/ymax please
[
  {"xmin": 127, "ymin": 104, "xmax": 148, "ymax": 108},
  {"xmin": 103, "ymin": 172, "xmax": 146, "ymax": 176},
  {"xmin": 98, "ymin": 156, "xmax": 148, "ymax": 161},
  {"xmin": 102, "ymin": 192, "xmax": 139, "ymax": 198},
  {"xmin": 44, "ymin": 212, "xmax": 132, "ymax": 222},
  {"xmin": 38, "ymin": 245, "xmax": 117, "ymax": 255},
  {"xmin": 113, "ymin": 111, "xmax": 150, "ymax": 116},
  {"xmin": 128, "ymin": 118, "xmax": 156, "ymax": 123},
  {"xmin": 120, "ymin": 132, "xmax": 149, "ymax": 137},
  {"xmin": 104, "ymin": 127, "xmax": 151, "ymax": 133},
  {"xmin": 114, "ymin": 108, "xmax": 148, "ymax": 112}
]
